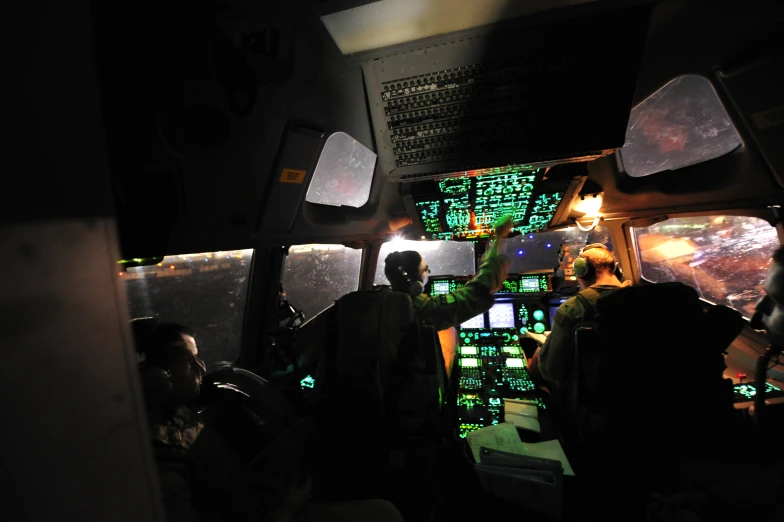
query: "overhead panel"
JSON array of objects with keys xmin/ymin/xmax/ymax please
[
  {"xmin": 362, "ymin": 6, "xmax": 652, "ymax": 182},
  {"xmin": 404, "ymin": 165, "xmax": 582, "ymax": 240}
]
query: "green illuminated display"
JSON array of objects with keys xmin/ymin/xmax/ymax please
[
  {"xmin": 518, "ymin": 305, "xmax": 529, "ymax": 325},
  {"xmin": 414, "ymin": 168, "xmax": 563, "ymax": 240},
  {"xmin": 506, "ymin": 358, "xmax": 526, "ymax": 368},
  {"xmin": 533, "ymin": 322, "xmax": 546, "ymax": 334},
  {"xmin": 460, "ymin": 346, "xmax": 478, "ymax": 356},
  {"xmin": 734, "ymin": 382, "xmax": 782, "ymax": 400},
  {"xmin": 428, "ymin": 278, "xmax": 463, "ymax": 296},
  {"xmin": 459, "ymin": 358, "xmax": 479, "ymax": 367},
  {"xmin": 300, "ymin": 375, "xmax": 315, "ymax": 389},
  {"xmin": 532, "ymin": 310, "xmax": 545, "ymax": 321}
]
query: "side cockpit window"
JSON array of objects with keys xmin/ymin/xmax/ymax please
[
  {"xmin": 282, "ymin": 244, "xmax": 362, "ymax": 320},
  {"xmin": 620, "ymin": 75, "xmax": 742, "ymax": 178},
  {"xmin": 305, "ymin": 132, "xmax": 377, "ymax": 208},
  {"xmin": 122, "ymin": 250, "xmax": 254, "ymax": 368},
  {"xmin": 633, "ymin": 216, "xmax": 779, "ymax": 318}
]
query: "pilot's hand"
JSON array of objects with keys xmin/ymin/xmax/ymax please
[{"xmin": 494, "ymin": 215, "xmax": 514, "ymax": 241}]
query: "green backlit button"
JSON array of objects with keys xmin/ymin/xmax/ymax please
[
  {"xmin": 520, "ymin": 327, "xmax": 527, "ymax": 334},
  {"xmin": 533, "ymin": 310, "xmax": 545, "ymax": 321},
  {"xmin": 512, "ymin": 335, "xmax": 519, "ymax": 341},
  {"xmin": 460, "ymin": 332, "xmax": 466, "ymax": 338},
  {"xmin": 533, "ymin": 322, "xmax": 546, "ymax": 334}
]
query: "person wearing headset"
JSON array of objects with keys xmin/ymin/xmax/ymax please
[
  {"xmin": 131, "ymin": 318, "xmax": 403, "ymax": 522},
  {"xmin": 529, "ymin": 243, "xmax": 631, "ymax": 400},
  {"xmin": 383, "ymin": 215, "xmax": 513, "ymax": 331}
]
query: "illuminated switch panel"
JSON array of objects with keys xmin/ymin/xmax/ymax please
[
  {"xmin": 458, "ymin": 422, "xmax": 484, "ymax": 438},
  {"xmin": 502, "ymin": 358, "xmax": 536, "ymax": 392},
  {"xmin": 459, "ymin": 346, "xmax": 479, "ymax": 357},
  {"xmin": 459, "ymin": 329, "xmax": 519, "ymax": 345},
  {"xmin": 458, "ymin": 358, "xmax": 483, "ymax": 390},
  {"xmin": 413, "ymin": 169, "xmax": 564, "ymax": 240}
]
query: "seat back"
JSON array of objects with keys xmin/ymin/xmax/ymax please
[
  {"xmin": 572, "ymin": 283, "xmax": 743, "ymax": 456},
  {"xmin": 311, "ymin": 289, "xmax": 444, "ymax": 435}
]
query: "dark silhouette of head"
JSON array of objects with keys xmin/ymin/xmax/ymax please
[
  {"xmin": 384, "ymin": 250, "xmax": 430, "ymax": 295},
  {"xmin": 131, "ymin": 317, "xmax": 206, "ymax": 407}
]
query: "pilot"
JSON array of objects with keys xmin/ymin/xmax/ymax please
[
  {"xmin": 131, "ymin": 317, "xmax": 403, "ymax": 522},
  {"xmin": 383, "ymin": 215, "xmax": 513, "ymax": 331},
  {"xmin": 529, "ymin": 243, "xmax": 630, "ymax": 401}
]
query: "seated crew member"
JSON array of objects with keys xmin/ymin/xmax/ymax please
[
  {"xmin": 131, "ymin": 317, "xmax": 403, "ymax": 522},
  {"xmin": 529, "ymin": 243, "xmax": 630, "ymax": 401},
  {"xmin": 383, "ymin": 216, "xmax": 513, "ymax": 331}
]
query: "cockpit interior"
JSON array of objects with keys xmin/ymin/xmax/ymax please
[{"xmin": 4, "ymin": 0, "xmax": 784, "ymax": 520}]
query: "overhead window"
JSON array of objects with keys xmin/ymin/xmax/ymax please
[
  {"xmin": 374, "ymin": 239, "xmax": 476, "ymax": 285},
  {"xmin": 122, "ymin": 250, "xmax": 254, "ymax": 369},
  {"xmin": 620, "ymin": 75, "xmax": 742, "ymax": 178},
  {"xmin": 282, "ymin": 244, "xmax": 362, "ymax": 320},
  {"xmin": 633, "ymin": 216, "xmax": 779, "ymax": 318},
  {"xmin": 305, "ymin": 132, "xmax": 376, "ymax": 208}
]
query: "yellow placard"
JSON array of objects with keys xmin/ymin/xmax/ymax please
[{"xmin": 279, "ymin": 168, "xmax": 306, "ymax": 184}]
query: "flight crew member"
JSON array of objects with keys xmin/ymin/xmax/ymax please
[
  {"xmin": 383, "ymin": 215, "xmax": 513, "ymax": 331},
  {"xmin": 131, "ymin": 317, "xmax": 403, "ymax": 522},
  {"xmin": 529, "ymin": 243, "xmax": 630, "ymax": 401}
]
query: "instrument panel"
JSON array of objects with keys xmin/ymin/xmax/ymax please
[
  {"xmin": 409, "ymin": 168, "xmax": 566, "ymax": 241},
  {"xmin": 428, "ymin": 274, "xmax": 554, "ymax": 437}
]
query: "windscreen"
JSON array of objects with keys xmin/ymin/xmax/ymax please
[
  {"xmin": 375, "ymin": 239, "xmax": 475, "ymax": 285},
  {"xmin": 505, "ymin": 225, "xmax": 614, "ymax": 273}
]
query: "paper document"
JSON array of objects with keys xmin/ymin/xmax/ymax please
[
  {"xmin": 504, "ymin": 399, "xmax": 539, "ymax": 419},
  {"xmin": 505, "ymin": 413, "xmax": 541, "ymax": 433},
  {"xmin": 467, "ymin": 423, "xmax": 574, "ymax": 476},
  {"xmin": 467, "ymin": 422, "xmax": 526, "ymax": 462}
]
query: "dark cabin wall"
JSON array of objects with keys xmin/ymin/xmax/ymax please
[
  {"xmin": 100, "ymin": 0, "xmax": 784, "ymax": 257},
  {"xmin": 587, "ymin": 0, "xmax": 784, "ymax": 220}
]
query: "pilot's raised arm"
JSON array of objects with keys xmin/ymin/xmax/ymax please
[{"xmin": 384, "ymin": 216, "xmax": 513, "ymax": 331}]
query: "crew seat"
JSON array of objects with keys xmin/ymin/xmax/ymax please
[{"xmin": 570, "ymin": 282, "xmax": 747, "ymax": 517}]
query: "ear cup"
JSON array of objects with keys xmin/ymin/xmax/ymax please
[
  {"xmin": 398, "ymin": 265, "xmax": 424, "ymax": 297},
  {"xmin": 614, "ymin": 263, "xmax": 624, "ymax": 281},
  {"xmin": 573, "ymin": 256, "xmax": 592, "ymax": 279}
]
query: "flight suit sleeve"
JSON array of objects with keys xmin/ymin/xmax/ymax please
[
  {"xmin": 537, "ymin": 297, "xmax": 578, "ymax": 387},
  {"xmin": 413, "ymin": 248, "xmax": 510, "ymax": 331}
]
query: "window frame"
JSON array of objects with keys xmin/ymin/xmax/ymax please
[
  {"xmin": 625, "ymin": 209, "xmax": 781, "ymax": 315},
  {"xmin": 618, "ymin": 74, "xmax": 744, "ymax": 179}
]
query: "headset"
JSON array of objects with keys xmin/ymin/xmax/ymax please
[
  {"xmin": 572, "ymin": 243, "xmax": 623, "ymax": 281},
  {"xmin": 397, "ymin": 265, "xmax": 425, "ymax": 297}
]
